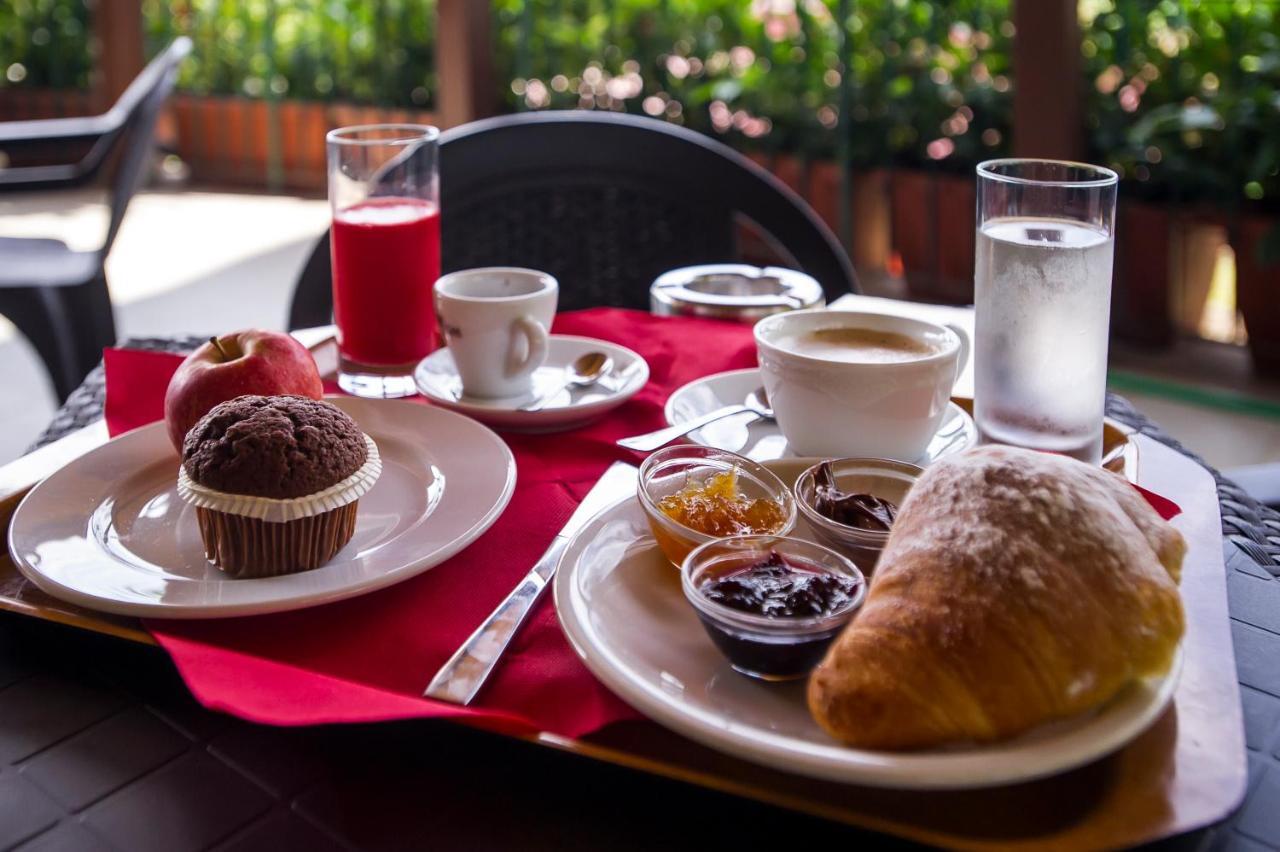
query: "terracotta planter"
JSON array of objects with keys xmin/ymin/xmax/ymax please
[
  {"xmin": 278, "ymin": 99, "xmax": 305, "ymax": 186},
  {"xmin": 170, "ymin": 95, "xmax": 240, "ymax": 180},
  {"xmin": 850, "ymin": 168, "xmax": 892, "ymax": 277},
  {"xmin": 329, "ymin": 104, "xmax": 387, "ymax": 128},
  {"xmin": 276, "ymin": 99, "xmax": 331, "ymax": 190},
  {"xmin": 806, "ymin": 160, "xmax": 841, "ymax": 232},
  {"xmin": 729, "ymin": 152, "xmax": 815, "ymax": 269},
  {"xmin": 889, "ymin": 170, "xmax": 974, "ymax": 305},
  {"xmin": 0, "ymin": 88, "xmax": 95, "ymax": 166},
  {"xmin": 1112, "ymin": 200, "xmax": 1174, "ymax": 347},
  {"xmin": 890, "ymin": 169, "xmax": 934, "ymax": 295},
  {"xmin": 166, "ymin": 96, "xmax": 436, "ymax": 191},
  {"xmin": 933, "ymin": 173, "xmax": 976, "ymax": 304},
  {"xmin": 734, "ymin": 158, "xmax": 889, "ymax": 289},
  {"xmin": 195, "ymin": 97, "xmax": 225, "ymax": 174},
  {"xmin": 0, "ymin": 88, "xmax": 94, "ymax": 125},
  {"xmin": 772, "ymin": 153, "xmax": 806, "ymax": 196},
  {"xmin": 171, "ymin": 96, "xmax": 258, "ymax": 183},
  {"xmin": 806, "ymin": 162, "xmax": 892, "ymax": 282},
  {"xmin": 153, "ymin": 104, "xmax": 178, "ymax": 151},
  {"xmin": 1169, "ymin": 215, "xmax": 1228, "ymax": 337},
  {"xmin": 1232, "ymin": 215, "xmax": 1280, "ymax": 375},
  {"xmin": 744, "ymin": 151, "xmax": 771, "ymax": 174},
  {"xmin": 246, "ymin": 99, "xmax": 271, "ymax": 176},
  {"xmin": 171, "ymin": 95, "xmax": 198, "ymax": 165}
]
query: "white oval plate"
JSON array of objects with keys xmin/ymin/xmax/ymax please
[
  {"xmin": 554, "ymin": 458, "xmax": 1181, "ymax": 790},
  {"xmin": 415, "ymin": 335, "xmax": 649, "ymax": 433},
  {"xmin": 665, "ymin": 367, "xmax": 977, "ymax": 463},
  {"xmin": 8, "ymin": 397, "xmax": 516, "ymax": 618}
]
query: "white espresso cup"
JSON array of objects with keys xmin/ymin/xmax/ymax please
[
  {"xmin": 433, "ymin": 267, "xmax": 558, "ymax": 398},
  {"xmin": 754, "ymin": 310, "xmax": 970, "ymax": 460}
]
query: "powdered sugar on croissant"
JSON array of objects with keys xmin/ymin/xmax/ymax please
[{"xmin": 807, "ymin": 445, "xmax": 1185, "ymax": 750}]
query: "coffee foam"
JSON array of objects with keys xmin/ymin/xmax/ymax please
[{"xmin": 775, "ymin": 327, "xmax": 940, "ymax": 364}]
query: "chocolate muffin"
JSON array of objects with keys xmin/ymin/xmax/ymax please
[
  {"xmin": 182, "ymin": 395, "xmax": 367, "ymax": 498},
  {"xmin": 177, "ymin": 395, "xmax": 381, "ymax": 578}
]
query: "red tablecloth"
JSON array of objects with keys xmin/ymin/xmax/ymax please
[
  {"xmin": 107, "ymin": 309, "xmax": 758, "ymax": 737},
  {"xmin": 105, "ymin": 307, "xmax": 1177, "ymax": 738}
]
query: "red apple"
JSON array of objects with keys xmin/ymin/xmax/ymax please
[{"xmin": 164, "ymin": 329, "xmax": 324, "ymax": 452}]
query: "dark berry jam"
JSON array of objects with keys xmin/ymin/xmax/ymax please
[
  {"xmin": 699, "ymin": 550, "xmax": 859, "ymax": 618},
  {"xmin": 694, "ymin": 550, "xmax": 862, "ymax": 681}
]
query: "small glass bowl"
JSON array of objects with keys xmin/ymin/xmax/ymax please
[
  {"xmin": 637, "ymin": 445, "xmax": 797, "ymax": 568},
  {"xmin": 681, "ymin": 534, "xmax": 866, "ymax": 681},
  {"xmin": 794, "ymin": 457, "xmax": 923, "ymax": 571}
]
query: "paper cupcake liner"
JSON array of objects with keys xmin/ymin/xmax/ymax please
[
  {"xmin": 177, "ymin": 434, "xmax": 381, "ymax": 523},
  {"xmin": 195, "ymin": 503, "xmax": 359, "ymax": 578}
]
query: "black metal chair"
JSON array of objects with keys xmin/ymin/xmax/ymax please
[
  {"xmin": 0, "ymin": 37, "xmax": 191, "ymax": 401},
  {"xmin": 289, "ymin": 110, "xmax": 857, "ymax": 330}
]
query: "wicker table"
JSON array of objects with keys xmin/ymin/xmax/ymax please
[{"xmin": 2, "ymin": 335, "xmax": 1278, "ymax": 851}]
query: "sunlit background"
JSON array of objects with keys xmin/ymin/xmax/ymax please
[{"xmin": 1, "ymin": 0, "xmax": 1277, "ymax": 465}]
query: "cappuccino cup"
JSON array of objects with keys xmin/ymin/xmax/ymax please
[
  {"xmin": 754, "ymin": 310, "xmax": 970, "ymax": 460},
  {"xmin": 434, "ymin": 267, "xmax": 558, "ymax": 398}
]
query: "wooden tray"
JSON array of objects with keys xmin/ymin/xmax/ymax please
[{"xmin": 0, "ymin": 407, "xmax": 1245, "ymax": 850}]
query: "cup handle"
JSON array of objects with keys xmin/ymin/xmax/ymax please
[
  {"xmin": 509, "ymin": 315, "xmax": 549, "ymax": 379},
  {"xmin": 945, "ymin": 322, "xmax": 971, "ymax": 389}
]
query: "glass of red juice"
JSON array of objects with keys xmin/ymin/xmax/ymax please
[{"xmin": 326, "ymin": 124, "xmax": 440, "ymax": 398}]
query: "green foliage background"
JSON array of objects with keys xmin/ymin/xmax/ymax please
[
  {"xmin": 1082, "ymin": 0, "xmax": 1280, "ymax": 206},
  {"xmin": 1, "ymin": 0, "xmax": 1276, "ymax": 205},
  {"xmin": 140, "ymin": 0, "xmax": 438, "ymax": 106},
  {"xmin": 492, "ymin": 0, "xmax": 1012, "ymax": 170},
  {"xmin": 0, "ymin": 0, "xmax": 92, "ymax": 89}
]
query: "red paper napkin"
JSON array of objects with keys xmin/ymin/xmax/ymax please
[
  {"xmin": 103, "ymin": 346, "xmax": 185, "ymax": 436},
  {"xmin": 106, "ymin": 309, "xmax": 758, "ymax": 737},
  {"xmin": 102, "ymin": 308, "xmax": 1179, "ymax": 738},
  {"xmin": 1134, "ymin": 484, "xmax": 1181, "ymax": 521}
]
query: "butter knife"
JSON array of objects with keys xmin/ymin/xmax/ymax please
[{"xmin": 424, "ymin": 461, "xmax": 639, "ymax": 705}]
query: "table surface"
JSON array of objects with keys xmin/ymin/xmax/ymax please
[{"xmin": 3, "ymin": 297, "xmax": 1279, "ymax": 852}]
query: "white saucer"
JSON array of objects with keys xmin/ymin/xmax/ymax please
[
  {"xmin": 554, "ymin": 457, "xmax": 1182, "ymax": 789},
  {"xmin": 415, "ymin": 335, "xmax": 649, "ymax": 433},
  {"xmin": 665, "ymin": 367, "xmax": 977, "ymax": 463},
  {"xmin": 7, "ymin": 397, "xmax": 516, "ymax": 618}
]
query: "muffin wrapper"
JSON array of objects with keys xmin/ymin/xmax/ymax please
[
  {"xmin": 177, "ymin": 434, "xmax": 381, "ymax": 523},
  {"xmin": 195, "ymin": 503, "xmax": 358, "ymax": 578}
]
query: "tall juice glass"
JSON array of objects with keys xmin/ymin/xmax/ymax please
[
  {"xmin": 974, "ymin": 159, "xmax": 1118, "ymax": 464},
  {"xmin": 327, "ymin": 124, "xmax": 440, "ymax": 398}
]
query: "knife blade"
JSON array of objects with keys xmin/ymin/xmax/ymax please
[{"xmin": 423, "ymin": 461, "xmax": 639, "ymax": 705}]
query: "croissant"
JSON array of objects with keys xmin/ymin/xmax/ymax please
[{"xmin": 807, "ymin": 445, "xmax": 1185, "ymax": 750}]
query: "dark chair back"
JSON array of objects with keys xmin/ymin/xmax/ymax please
[
  {"xmin": 290, "ymin": 111, "xmax": 856, "ymax": 329},
  {"xmin": 0, "ymin": 39, "xmax": 190, "ymax": 217},
  {"xmin": 0, "ymin": 38, "xmax": 190, "ymax": 403},
  {"xmin": 101, "ymin": 37, "xmax": 192, "ymax": 257}
]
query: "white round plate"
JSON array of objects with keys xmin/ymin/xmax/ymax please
[
  {"xmin": 553, "ymin": 458, "xmax": 1181, "ymax": 790},
  {"xmin": 8, "ymin": 397, "xmax": 517, "ymax": 619},
  {"xmin": 665, "ymin": 367, "xmax": 977, "ymax": 463},
  {"xmin": 414, "ymin": 335, "xmax": 649, "ymax": 433}
]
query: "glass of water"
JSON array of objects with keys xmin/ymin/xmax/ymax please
[{"xmin": 974, "ymin": 159, "xmax": 1118, "ymax": 464}]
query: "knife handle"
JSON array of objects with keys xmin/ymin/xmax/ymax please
[{"xmin": 423, "ymin": 536, "xmax": 568, "ymax": 705}]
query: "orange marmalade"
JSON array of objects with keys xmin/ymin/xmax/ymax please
[{"xmin": 657, "ymin": 467, "xmax": 787, "ymax": 537}]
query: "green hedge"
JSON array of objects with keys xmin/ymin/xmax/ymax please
[
  {"xmin": 493, "ymin": 0, "xmax": 1013, "ymax": 170},
  {"xmin": 1, "ymin": 0, "xmax": 1276, "ymax": 206},
  {"xmin": 1084, "ymin": 0, "xmax": 1280, "ymax": 206},
  {"xmin": 0, "ymin": 0, "xmax": 92, "ymax": 89},
  {"xmin": 141, "ymin": 0, "xmax": 437, "ymax": 106}
]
